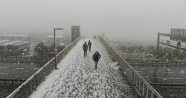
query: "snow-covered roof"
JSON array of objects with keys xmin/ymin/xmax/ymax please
[
  {"xmin": 0, "ymin": 40, "xmax": 28, "ymax": 46},
  {"xmin": 0, "ymin": 40, "xmax": 9, "ymax": 44},
  {"xmin": 47, "ymin": 36, "xmax": 63, "ymax": 38},
  {"xmin": 0, "ymin": 34, "xmax": 28, "ymax": 37}
]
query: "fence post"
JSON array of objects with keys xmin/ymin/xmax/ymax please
[{"xmin": 146, "ymin": 88, "xmax": 149, "ymax": 98}]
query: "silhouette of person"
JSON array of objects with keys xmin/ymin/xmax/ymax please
[
  {"xmin": 177, "ymin": 40, "xmax": 181, "ymax": 48},
  {"xmin": 92, "ymin": 51, "xmax": 101, "ymax": 70},
  {"xmin": 82, "ymin": 42, "xmax": 88, "ymax": 57},
  {"xmin": 88, "ymin": 40, "xmax": 92, "ymax": 52}
]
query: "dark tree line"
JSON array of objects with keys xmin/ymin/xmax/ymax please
[{"xmin": 34, "ymin": 42, "xmax": 65, "ymax": 57}]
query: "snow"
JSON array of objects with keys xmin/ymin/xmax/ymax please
[
  {"xmin": 30, "ymin": 38, "xmax": 137, "ymax": 98},
  {"xmin": 110, "ymin": 62, "xmax": 120, "ymax": 71}
]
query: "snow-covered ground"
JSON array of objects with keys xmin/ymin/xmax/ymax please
[{"xmin": 30, "ymin": 38, "xmax": 137, "ymax": 98}]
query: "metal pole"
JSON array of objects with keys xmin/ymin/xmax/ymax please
[
  {"xmin": 54, "ymin": 29, "xmax": 57, "ymax": 69},
  {"xmin": 28, "ymin": 49, "xmax": 29, "ymax": 69},
  {"xmin": 53, "ymin": 28, "xmax": 63, "ymax": 70},
  {"xmin": 157, "ymin": 33, "xmax": 160, "ymax": 57}
]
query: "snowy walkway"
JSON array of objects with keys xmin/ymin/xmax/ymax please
[{"xmin": 30, "ymin": 38, "xmax": 137, "ymax": 98}]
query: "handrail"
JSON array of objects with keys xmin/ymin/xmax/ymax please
[
  {"xmin": 7, "ymin": 37, "xmax": 80, "ymax": 98},
  {"xmin": 150, "ymin": 83, "xmax": 186, "ymax": 86},
  {"xmin": 99, "ymin": 36, "xmax": 163, "ymax": 98}
]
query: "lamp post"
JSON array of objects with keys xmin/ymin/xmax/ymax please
[{"xmin": 54, "ymin": 28, "xmax": 63, "ymax": 69}]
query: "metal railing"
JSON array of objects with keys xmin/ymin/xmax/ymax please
[
  {"xmin": 99, "ymin": 36, "xmax": 163, "ymax": 98},
  {"xmin": 6, "ymin": 37, "xmax": 80, "ymax": 98}
]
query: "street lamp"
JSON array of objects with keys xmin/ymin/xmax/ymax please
[{"xmin": 54, "ymin": 28, "xmax": 63, "ymax": 69}]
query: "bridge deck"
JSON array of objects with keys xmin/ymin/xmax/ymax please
[{"xmin": 30, "ymin": 38, "xmax": 138, "ymax": 98}]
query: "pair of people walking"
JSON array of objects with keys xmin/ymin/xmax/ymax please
[
  {"xmin": 82, "ymin": 40, "xmax": 101, "ymax": 70},
  {"xmin": 82, "ymin": 40, "xmax": 92, "ymax": 57}
]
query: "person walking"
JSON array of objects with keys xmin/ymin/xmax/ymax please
[
  {"xmin": 92, "ymin": 51, "xmax": 101, "ymax": 70},
  {"xmin": 177, "ymin": 40, "xmax": 181, "ymax": 48},
  {"xmin": 88, "ymin": 40, "xmax": 92, "ymax": 52},
  {"xmin": 82, "ymin": 42, "xmax": 88, "ymax": 57}
]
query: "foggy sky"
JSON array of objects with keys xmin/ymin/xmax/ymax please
[{"xmin": 1, "ymin": 0, "xmax": 186, "ymax": 44}]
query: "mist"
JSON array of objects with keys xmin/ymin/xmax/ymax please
[{"xmin": 1, "ymin": 0, "xmax": 186, "ymax": 44}]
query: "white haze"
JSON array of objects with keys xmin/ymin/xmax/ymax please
[{"xmin": 0, "ymin": 0, "xmax": 186, "ymax": 45}]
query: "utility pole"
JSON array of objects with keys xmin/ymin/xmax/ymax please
[
  {"xmin": 54, "ymin": 28, "xmax": 63, "ymax": 69},
  {"xmin": 157, "ymin": 33, "xmax": 160, "ymax": 57}
]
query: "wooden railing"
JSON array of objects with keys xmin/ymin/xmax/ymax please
[
  {"xmin": 99, "ymin": 36, "xmax": 163, "ymax": 98},
  {"xmin": 6, "ymin": 37, "xmax": 80, "ymax": 98}
]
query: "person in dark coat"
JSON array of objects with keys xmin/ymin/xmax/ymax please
[
  {"xmin": 92, "ymin": 51, "xmax": 101, "ymax": 70},
  {"xmin": 82, "ymin": 42, "xmax": 88, "ymax": 57},
  {"xmin": 177, "ymin": 40, "xmax": 181, "ymax": 48},
  {"xmin": 88, "ymin": 40, "xmax": 92, "ymax": 52}
]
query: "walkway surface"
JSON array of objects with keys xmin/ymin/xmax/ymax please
[{"xmin": 30, "ymin": 38, "xmax": 138, "ymax": 98}]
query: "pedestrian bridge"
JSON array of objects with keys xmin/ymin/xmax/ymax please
[{"xmin": 7, "ymin": 37, "xmax": 163, "ymax": 98}]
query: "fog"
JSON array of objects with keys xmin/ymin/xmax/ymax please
[{"xmin": 0, "ymin": 0, "xmax": 186, "ymax": 44}]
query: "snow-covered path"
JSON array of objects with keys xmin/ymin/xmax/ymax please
[{"xmin": 30, "ymin": 38, "xmax": 137, "ymax": 98}]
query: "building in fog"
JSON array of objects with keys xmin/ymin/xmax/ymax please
[
  {"xmin": 0, "ymin": 34, "xmax": 29, "ymax": 41},
  {"xmin": 71, "ymin": 26, "xmax": 80, "ymax": 42},
  {"xmin": 0, "ymin": 40, "xmax": 29, "ymax": 56},
  {"xmin": 0, "ymin": 34, "xmax": 30, "ymax": 56},
  {"xmin": 170, "ymin": 28, "xmax": 186, "ymax": 42}
]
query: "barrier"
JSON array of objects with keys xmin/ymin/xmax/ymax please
[
  {"xmin": 0, "ymin": 79, "xmax": 25, "ymax": 91},
  {"xmin": 99, "ymin": 36, "xmax": 163, "ymax": 98},
  {"xmin": 6, "ymin": 37, "xmax": 80, "ymax": 98}
]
